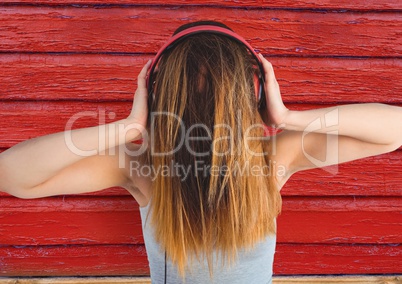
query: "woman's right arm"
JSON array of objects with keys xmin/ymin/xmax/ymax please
[
  {"xmin": 0, "ymin": 119, "xmax": 138, "ymax": 198},
  {"xmin": 0, "ymin": 60, "xmax": 151, "ymax": 198}
]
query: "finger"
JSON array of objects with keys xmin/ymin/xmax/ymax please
[
  {"xmin": 258, "ymin": 53, "xmax": 277, "ymax": 86},
  {"xmin": 137, "ymin": 59, "xmax": 152, "ymax": 90}
]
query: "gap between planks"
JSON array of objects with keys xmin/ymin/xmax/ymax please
[{"xmin": 0, "ymin": 276, "xmax": 401, "ymax": 284}]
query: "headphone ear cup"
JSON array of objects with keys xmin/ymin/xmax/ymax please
[
  {"xmin": 253, "ymin": 71, "xmax": 262, "ymax": 102},
  {"xmin": 148, "ymin": 70, "xmax": 158, "ymax": 104}
]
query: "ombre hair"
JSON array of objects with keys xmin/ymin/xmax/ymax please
[{"xmin": 144, "ymin": 23, "xmax": 282, "ymax": 278}]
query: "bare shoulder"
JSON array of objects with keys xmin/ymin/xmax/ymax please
[
  {"xmin": 120, "ymin": 143, "xmax": 152, "ymax": 207},
  {"xmin": 269, "ymin": 130, "xmax": 297, "ymax": 189},
  {"xmin": 271, "ymin": 129, "xmax": 328, "ymax": 187},
  {"xmin": 272, "ymin": 127, "xmax": 397, "ymax": 189}
]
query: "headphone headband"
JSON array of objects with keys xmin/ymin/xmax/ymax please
[
  {"xmin": 147, "ymin": 24, "xmax": 266, "ymax": 108},
  {"xmin": 149, "ymin": 25, "xmax": 261, "ymax": 74}
]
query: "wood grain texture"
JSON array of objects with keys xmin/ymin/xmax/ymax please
[
  {"xmin": 0, "ymin": 7, "xmax": 401, "ymax": 56},
  {"xmin": 0, "ymin": 245, "xmax": 149, "ymax": 277},
  {"xmin": 0, "ymin": 196, "xmax": 144, "ymax": 246},
  {"xmin": 0, "ymin": 0, "xmax": 401, "ymax": 278},
  {"xmin": 0, "ymin": 100, "xmax": 400, "ymax": 197},
  {"xmin": 2, "ymin": 0, "xmax": 402, "ymax": 11},
  {"xmin": 0, "ymin": 275, "xmax": 402, "ymax": 284},
  {"xmin": 283, "ymin": 152, "xmax": 402, "ymax": 196},
  {"xmin": 0, "ymin": 276, "xmax": 401, "ymax": 284},
  {"xmin": 1, "ymin": 196, "xmax": 401, "ymax": 245},
  {"xmin": 274, "ymin": 244, "xmax": 402, "ymax": 274},
  {"xmin": 0, "ymin": 101, "xmax": 130, "ymax": 148},
  {"xmin": 0, "ymin": 243, "xmax": 400, "ymax": 276},
  {"xmin": 272, "ymin": 275, "xmax": 402, "ymax": 284},
  {"xmin": 1, "ymin": 101, "xmax": 401, "ymax": 148},
  {"xmin": 0, "ymin": 150, "xmax": 400, "ymax": 198},
  {"xmin": 1, "ymin": 54, "xmax": 401, "ymax": 103},
  {"xmin": 0, "ymin": 149, "xmax": 401, "ymax": 198}
]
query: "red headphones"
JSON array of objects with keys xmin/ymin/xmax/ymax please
[{"xmin": 146, "ymin": 23, "xmax": 266, "ymax": 109}]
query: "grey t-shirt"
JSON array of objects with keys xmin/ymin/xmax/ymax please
[{"xmin": 140, "ymin": 203, "xmax": 276, "ymax": 284}]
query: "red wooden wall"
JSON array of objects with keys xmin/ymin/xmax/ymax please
[{"xmin": 0, "ymin": 0, "xmax": 401, "ymax": 277}]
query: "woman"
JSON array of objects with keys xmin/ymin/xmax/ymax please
[{"xmin": 0, "ymin": 21, "xmax": 401, "ymax": 283}]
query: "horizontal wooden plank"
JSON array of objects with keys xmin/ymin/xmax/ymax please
[
  {"xmin": 0, "ymin": 276, "xmax": 401, "ymax": 284},
  {"xmin": 0, "ymin": 196, "xmax": 144, "ymax": 245},
  {"xmin": 1, "ymin": 54, "xmax": 401, "ymax": 103},
  {"xmin": 278, "ymin": 200, "xmax": 402, "ymax": 244},
  {"xmin": 1, "ymin": 196, "xmax": 401, "ymax": 245},
  {"xmin": 0, "ymin": 243, "xmax": 400, "ymax": 276},
  {"xmin": 1, "ymin": 148, "xmax": 402, "ymax": 199},
  {"xmin": 0, "ymin": 54, "xmax": 140, "ymax": 102},
  {"xmin": 274, "ymin": 244, "xmax": 402, "ymax": 274},
  {"xmin": 0, "ymin": 245, "xmax": 149, "ymax": 276},
  {"xmin": 0, "ymin": 101, "xmax": 130, "ymax": 148},
  {"xmin": 0, "ymin": 149, "xmax": 401, "ymax": 198},
  {"xmin": 0, "ymin": 277, "xmax": 153, "ymax": 284},
  {"xmin": 0, "ymin": 149, "xmax": 400, "ymax": 198},
  {"xmin": 2, "ymin": 0, "xmax": 402, "ymax": 11},
  {"xmin": 273, "ymin": 276, "xmax": 402, "ymax": 284},
  {"xmin": 282, "ymin": 151, "xmax": 402, "ymax": 196},
  {"xmin": 1, "ymin": 101, "xmax": 402, "ymax": 147},
  {"xmin": 0, "ymin": 7, "xmax": 401, "ymax": 56}
]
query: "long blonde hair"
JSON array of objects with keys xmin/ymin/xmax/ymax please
[{"xmin": 145, "ymin": 31, "xmax": 281, "ymax": 277}]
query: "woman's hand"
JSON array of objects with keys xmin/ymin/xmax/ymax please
[
  {"xmin": 127, "ymin": 60, "xmax": 152, "ymax": 128},
  {"xmin": 258, "ymin": 54, "xmax": 289, "ymax": 127}
]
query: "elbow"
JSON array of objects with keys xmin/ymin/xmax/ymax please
[
  {"xmin": 7, "ymin": 188, "xmax": 36, "ymax": 199},
  {"xmin": 393, "ymin": 141, "xmax": 402, "ymax": 152},
  {"xmin": 0, "ymin": 157, "xmax": 34, "ymax": 199},
  {"xmin": 1, "ymin": 187, "xmax": 41, "ymax": 199},
  {"xmin": 0, "ymin": 183, "xmax": 35, "ymax": 199},
  {"xmin": 0, "ymin": 168, "xmax": 35, "ymax": 199},
  {"xmin": 385, "ymin": 139, "xmax": 402, "ymax": 154},
  {"xmin": 390, "ymin": 129, "xmax": 402, "ymax": 152}
]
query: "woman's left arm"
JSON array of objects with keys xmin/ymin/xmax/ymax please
[
  {"xmin": 258, "ymin": 54, "xmax": 402, "ymax": 178},
  {"xmin": 283, "ymin": 103, "xmax": 402, "ymax": 149}
]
